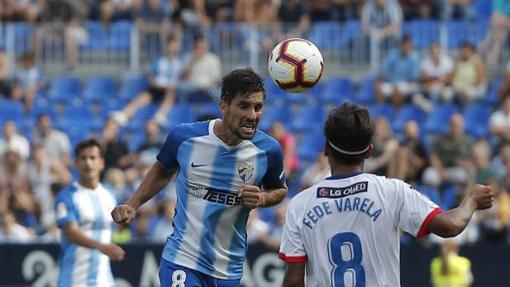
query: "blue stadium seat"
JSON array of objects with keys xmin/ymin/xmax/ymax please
[
  {"xmin": 479, "ymin": 77, "xmax": 502, "ymax": 106},
  {"xmin": 118, "ymin": 74, "xmax": 149, "ymax": 101},
  {"xmin": 59, "ymin": 105, "xmax": 93, "ymax": 121},
  {"xmin": 308, "ymin": 22, "xmax": 343, "ymax": 50},
  {"xmin": 320, "ymin": 77, "xmax": 354, "ymax": 104},
  {"xmin": 291, "ymin": 105, "xmax": 326, "ymax": 133},
  {"xmin": 297, "ymin": 132, "xmax": 325, "ymax": 161},
  {"xmin": 196, "ymin": 103, "xmax": 221, "ymax": 119},
  {"xmin": 166, "ymin": 103, "xmax": 196, "ymax": 128},
  {"xmin": 258, "ymin": 104, "xmax": 292, "ymax": 131},
  {"xmin": 424, "ymin": 104, "xmax": 458, "ymax": 134},
  {"xmin": 392, "ymin": 104, "xmax": 427, "ymax": 133},
  {"xmin": 83, "ymin": 76, "xmax": 117, "ymax": 102},
  {"xmin": 367, "ymin": 104, "xmax": 395, "ymax": 121},
  {"xmin": 106, "ymin": 21, "xmax": 132, "ymax": 51},
  {"xmin": 447, "ymin": 21, "xmax": 488, "ymax": 49},
  {"xmin": 417, "ymin": 185, "xmax": 444, "ymax": 209},
  {"xmin": 13, "ymin": 23, "xmax": 33, "ymax": 53},
  {"xmin": 125, "ymin": 104, "xmax": 158, "ymax": 131},
  {"xmin": 474, "ymin": 0, "xmax": 493, "ymax": 21},
  {"xmin": 355, "ymin": 74, "xmax": 377, "ymax": 103},
  {"xmin": 463, "ymin": 104, "xmax": 491, "ymax": 139},
  {"xmin": 402, "ymin": 21, "xmax": 439, "ymax": 50},
  {"xmin": 264, "ymin": 77, "xmax": 287, "ymax": 105},
  {"xmin": 0, "ymin": 100, "xmax": 24, "ymax": 122},
  {"xmin": 48, "ymin": 76, "xmax": 82, "ymax": 103}
]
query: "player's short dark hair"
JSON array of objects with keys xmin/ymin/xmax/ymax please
[
  {"xmin": 74, "ymin": 138, "xmax": 104, "ymax": 158},
  {"xmin": 324, "ymin": 103, "xmax": 374, "ymax": 165},
  {"xmin": 220, "ymin": 68, "xmax": 266, "ymax": 103}
]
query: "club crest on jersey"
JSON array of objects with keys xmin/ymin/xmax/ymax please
[
  {"xmin": 317, "ymin": 181, "xmax": 369, "ymax": 198},
  {"xmin": 238, "ymin": 162, "xmax": 254, "ymax": 183}
]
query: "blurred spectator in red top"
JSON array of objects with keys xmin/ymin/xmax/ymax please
[{"xmin": 270, "ymin": 121, "xmax": 298, "ymax": 180}]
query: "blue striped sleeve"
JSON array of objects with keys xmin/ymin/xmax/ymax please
[
  {"xmin": 55, "ymin": 189, "xmax": 78, "ymax": 228},
  {"xmin": 262, "ymin": 139, "xmax": 286, "ymax": 189}
]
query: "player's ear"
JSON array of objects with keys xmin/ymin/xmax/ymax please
[
  {"xmin": 365, "ymin": 144, "xmax": 374, "ymax": 159},
  {"xmin": 220, "ymin": 99, "xmax": 228, "ymax": 114}
]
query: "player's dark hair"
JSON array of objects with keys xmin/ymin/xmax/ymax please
[
  {"xmin": 324, "ymin": 103, "xmax": 374, "ymax": 165},
  {"xmin": 220, "ymin": 68, "xmax": 266, "ymax": 103},
  {"xmin": 74, "ymin": 138, "xmax": 104, "ymax": 158}
]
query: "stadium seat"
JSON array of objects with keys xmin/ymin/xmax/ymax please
[
  {"xmin": 58, "ymin": 105, "xmax": 93, "ymax": 121},
  {"xmin": 474, "ymin": 0, "xmax": 493, "ymax": 21},
  {"xmin": 258, "ymin": 104, "xmax": 292, "ymax": 131},
  {"xmin": 447, "ymin": 21, "xmax": 488, "ymax": 49},
  {"xmin": 125, "ymin": 104, "xmax": 158, "ymax": 131},
  {"xmin": 106, "ymin": 21, "xmax": 132, "ymax": 51},
  {"xmin": 166, "ymin": 103, "xmax": 196, "ymax": 128},
  {"xmin": 291, "ymin": 105, "xmax": 326, "ymax": 133},
  {"xmin": 308, "ymin": 22, "xmax": 343, "ymax": 50},
  {"xmin": 402, "ymin": 21, "xmax": 439, "ymax": 50},
  {"xmin": 463, "ymin": 104, "xmax": 491, "ymax": 139},
  {"xmin": 391, "ymin": 104, "xmax": 427, "ymax": 133},
  {"xmin": 0, "ymin": 100, "xmax": 24, "ymax": 122},
  {"xmin": 47, "ymin": 76, "xmax": 82, "ymax": 103},
  {"xmin": 367, "ymin": 104, "xmax": 395, "ymax": 122},
  {"xmin": 320, "ymin": 77, "xmax": 354, "ymax": 104},
  {"xmin": 196, "ymin": 103, "xmax": 221, "ymax": 119},
  {"xmin": 117, "ymin": 74, "xmax": 149, "ymax": 101},
  {"xmin": 479, "ymin": 77, "xmax": 502, "ymax": 106},
  {"xmin": 424, "ymin": 104, "xmax": 458, "ymax": 134},
  {"xmin": 297, "ymin": 132, "xmax": 325, "ymax": 161},
  {"xmin": 13, "ymin": 23, "xmax": 33, "ymax": 53},
  {"xmin": 82, "ymin": 76, "xmax": 117, "ymax": 102},
  {"xmin": 355, "ymin": 74, "xmax": 377, "ymax": 104}
]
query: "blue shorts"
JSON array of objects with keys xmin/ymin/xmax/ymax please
[{"xmin": 159, "ymin": 258, "xmax": 241, "ymax": 287}]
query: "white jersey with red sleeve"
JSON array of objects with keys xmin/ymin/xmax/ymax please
[{"xmin": 279, "ymin": 172, "xmax": 441, "ymax": 287}]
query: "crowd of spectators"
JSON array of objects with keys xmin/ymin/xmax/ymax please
[{"xmin": 0, "ymin": 0, "xmax": 510, "ymax": 251}]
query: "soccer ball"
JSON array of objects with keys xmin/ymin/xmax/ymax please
[{"xmin": 268, "ymin": 38, "xmax": 324, "ymax": 93}]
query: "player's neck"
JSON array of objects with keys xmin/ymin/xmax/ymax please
[
  {"xmin": 330, "ymin": 164, "xmax": 362, "ymax": 177},
  {"xmin": 214, "ymin": 120, "xmax": 242, "ymax": 146},
  {"xmin": 78, "ymin": 178, "xmax": 100, "ymax": 190}
]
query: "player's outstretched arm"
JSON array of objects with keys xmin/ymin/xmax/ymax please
[
  {"xmin": 63, "ymin": 223, "xmax": 125, "ymax": 261},
  {"xmin": 282, "ymin": 262, "xmax": 305, "ymax": 287},
  {"xmin": 428, "ymin": 184, "xmax": 494, "ymax": 238},
  {"xmin": 112, "ymin": 161, "xmax": 175, "ymax": 224}
]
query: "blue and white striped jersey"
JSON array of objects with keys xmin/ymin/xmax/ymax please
[
  {"xmin": 156, "ymin": 119, "xmax": 285, "ymax": 280},
  {"xmin": 55, "ymin": 182, "xmax": 117, "ymax": 287}
]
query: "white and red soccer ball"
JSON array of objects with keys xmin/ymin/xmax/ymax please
[{"xmin": 268, "ymin": 38, "xmax": 324, "ymax": 93}]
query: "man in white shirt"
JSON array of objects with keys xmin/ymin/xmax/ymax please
[
  {"xmin": 279, "ymin": 103, "xmax": 494, "ymax": 287},
  {"xmin": 0, "ymin": 121, "xmax": 30, "ymax": 160},
  {"xmin": 490, "ymin": 95, "xmax": 510, "ymax": 144},
  {"xmin": 420, "ymin": 42, "xmax": 454, "ymax": 102}
]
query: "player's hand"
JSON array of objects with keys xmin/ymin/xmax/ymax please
[
  {"xmin": 239, "ymin": 185, "xmax": 266, "ymax": 209},
  {"xmin": 111, "ymin": 204, "xmax": 136, "ymax": 224},
  {"xmin": 469, "ymin": 184, "xmax": 494, "ymax": 210},
  {"xmin": 99, "ymin": 243, "xmax": 125, "ymax": 261}
]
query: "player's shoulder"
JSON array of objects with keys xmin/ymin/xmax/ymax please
[
  {"xmin": 251, "ymin": 130, "xmax": 281, "ymax": 152},
  {"xmin": 55, "ymin": 183, "xmax": 78, "ymax": 202},
  {"xmin": 287, "ymin": 184, "xmax": 318, "ymax": 211},
  {"xmin": 166, "ymin": 120, "xmax": 211, "ymax": 143}
]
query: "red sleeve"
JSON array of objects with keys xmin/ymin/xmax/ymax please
[
  {"xmin": 416, "ymin": 208, "xmax": 442, "ymax": 239},
  {"xmin": 278, "ymin": 252, "xmax": 308, "ymax": 263}
]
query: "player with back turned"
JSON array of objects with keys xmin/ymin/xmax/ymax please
[
  {"xmin": 111, "ymin": 68, "xmax": 287, "ymax": 287},
  {"xmin": 279, "ymin": 103, "xmax": 494, "ymax": 287}
]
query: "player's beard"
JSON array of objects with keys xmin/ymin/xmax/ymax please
[{"xmin": 228, "ymin": 119, "xmax": 257, "ymax": 140}]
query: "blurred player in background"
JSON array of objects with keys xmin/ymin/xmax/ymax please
[
  {"xmin": 111, "ymin": 68, "xmax": 287, "ymax": 287},
  {"xmin": 55, "ymin": 139, "xmax": 125, "ymax": 287},
  {"xmin": 279, "ymin": 103, "xmax": 494, "ymax": 287}
]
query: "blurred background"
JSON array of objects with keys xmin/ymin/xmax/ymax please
[{"xmin": 1, "ymin": 0, "xmax": 510, "ymax": 286}]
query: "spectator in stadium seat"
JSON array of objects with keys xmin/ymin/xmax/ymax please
[
  {"xmin": 177, "ymin": 0, "xmax": 212, "ymax": 29},
  {"xmin": 32, "ymin": 114, "xmax": 71, "ymax": 166},
  {"xmin": 443, "ymin": 42, "xmax": 487, "ymax": 105},
  {"xmin": 104, "ymin": 167, "xmax": 131, "ymax": 203},
  {"xmin": 490, "ymin": 96, "xmax": 510, "ymax": 146},
  {"xmin": 64, "ymin": 16, "xmax": 88, "ymax": 69},
  {"xmin": 137, "ymin": 119, "xmax": 164, "ymax": 154},
  {"xmin": 27, "ymin": 144, "xmax": 71, "ymax": 230},
  {"xmin": 364, "ymin": 117, "xmax": 399, "ymax": 176},
  {"xmin": 270, "ymin": 121, "xmax": 298, "ymax": 180},
  {"xmin": 0, "ymin": 212, "xmax": 35, "ymax": 242},
  {"xmin": 423, "ymin": 114, "xmax": 473, "ymax": 188},
  {"xmin": 101, "ymin": 118, "xmax": 132, "ymax": 171},
  {"xmin": 430, "ymin": 240, "xmax": 473, "ymax": 287},
  {"xmin": 112, "ymin": 35, "xmax": 183, "ymax": 126},
  {"xmin": 235, "ymin": 0, "xmax": 275, "ymax": 54},
  {"xmin": 469, "ymin": 140, "xmax": 499, "ymax": 185},
  {"xmin": 361, "ymin": 0, "xmax": 403, "ymax": 52},
  {"xmin": 179, "ymin": 34, "xmax": 221, "ymax": 101},
  {"xmin": 0, "ymin": 121, "xmax": 30, "ymax": 161},
  {"xmin": 274, "ymin": 0, "xmax": 310, "ymax": 40},
  {"xmin": 417, "ymin": 42, "xmax": 454, "ymax": 110},
  {"xmin": 478, "ymin": 0, "xmax": 510, "ymax": 70},
  {"xmin": 136, "ymin": 0, "xmax": 168, "ymax": 25},
  {"xmin": 10, "ymin": 52, "xmax": 43, "ymax": 111},
  {"xmin": 300, "ymin": 153, "xmax": 331, "ymax": 190},
  {"xmin": 390, "ymin": 120, "xmax": 427, "ymax": 182},
  {"xmin": 400, "ymin": 0, "xmax": 435, "ymax": 20},
  {"xmin": 376, "ymin": 35, "xmax": 421, "ymax": 107},
  {"xmin": 438, "ymin": 0, "xmax": 475, "ymax": 21},
  {"xmin": 0, "ymin": 49, "xmax": 11, "ymax": 99}
]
